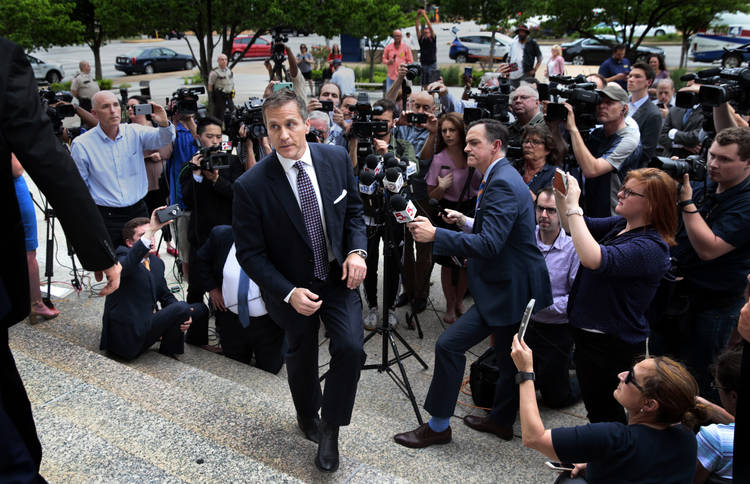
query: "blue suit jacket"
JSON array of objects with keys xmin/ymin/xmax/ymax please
[
  {"xmin": 433, "ymin": 158, "xmax": 552, "ymax": 326},
  {"xmin": 100, "ymin": 242, "xmax": 177, "ymax": 359},
  {"xmin": 232, "ymin": 143, "xmax": 367, "ymax": 327}
]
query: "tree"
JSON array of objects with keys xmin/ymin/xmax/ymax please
[
  {"xmin": 0, "ymin": 0, "xmax": 82, "ymax": 51},
  {"xmin": 663, "ymin": 3, "xmax": 750, "ymax": 67}
]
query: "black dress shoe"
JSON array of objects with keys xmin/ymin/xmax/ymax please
[
  {"xmin": 315, "ymin": 419, "xmax": 339, "ymax": 472},
  {"xmin": 463, "ymin": 415, "xmax": 513, "ymax": 441},
  {"xmin": 297, "ymin": 413, "xmax": 321, "ymax": 444},
  {"xmin": 394, "ymin": 293, "xmax": 409, "ymax": 308},
  {"xmin": 393, "ymin": 423, "xmax": 452, "ymax": 448}
]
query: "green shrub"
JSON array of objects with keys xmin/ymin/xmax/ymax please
[
  {"xmin": 442, "ymin": 65, "xmax": 461, "ymax": 86},
  {"xmin": 49, "ymin": 81, "xmax": 70, "ymax": 92},
  {"xmin": 98, "ymin": 79, "xmax": 113, "ymax": 90},
  {"xmin": 670, "ymin": 67, "xmax": 689, "ymax": 90},
  {"xmin": 184, "ymin": 72, "xmax": 202, "ymax": 85},
  {"xmin": 118, "ymin": 82, "xmax": 131, "ymax": 89},
  {"xmin": 311, "ymin": 69, "xmax": 324, "ymax": 81}
]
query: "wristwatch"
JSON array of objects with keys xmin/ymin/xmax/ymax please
[
  {"xmin": 351, "ymin": 249, "xmax": 367, "ymax": 260},
  {"xmin": 515, "ymin": 372, "xmax": 535, "ymax": 384},
  {"xmin": 566, "ymin": 207, "xmax": 584, "ymax": 217}
]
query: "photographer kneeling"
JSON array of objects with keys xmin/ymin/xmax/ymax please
[
  {"xmin": 663, "ymin": 126, "xmax": 750, "ymax": 398},
  {"xmin": 554, "ymin": 168, "xmax": 676, "ymax": 424},
  {"xmin": 511, "ymin": 334, "xmax": 703, "ymax": 483}
]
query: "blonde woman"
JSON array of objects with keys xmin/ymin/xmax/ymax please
[{"xmin": 546, "ymin": 45, "xmax": 565, "ymax": 78}]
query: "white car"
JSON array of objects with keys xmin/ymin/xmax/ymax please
[
  {"xmin": 26, "ymin": 54, "xmax": 65, "ymax": 84},
  {"xmin": 449, "ymin": 31, "xmax": 513, "ymax": 63}
]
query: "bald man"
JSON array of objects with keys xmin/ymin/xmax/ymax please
[
  {"xmin": 208, "ymin": 54, "xmax": 235, "ymax": 119},
  {"xmin": 71, "ymin": 60, "xmax": 100, "ymax": 111},
  {"xmin": 71, "ymin": 91, "xmax": 176, "ymax": 246}
]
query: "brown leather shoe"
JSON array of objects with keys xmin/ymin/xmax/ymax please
[
  {"xmin": 393, "ymin": 423, "xmax": 451, "ymax": 448},
  {"xmin": 463, "ymin": 415, "xmax": 513, "ymax": 441}
]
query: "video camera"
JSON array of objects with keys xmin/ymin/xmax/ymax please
[
  {"xmin": 270, "ymin": 27, "xmax": 293, "ymax": 63},
  {"xmin": 193, "ymin": 145, "xmax": 231, "ymax": 171},
  {"xmin": 226, "ymin": 97, "xmax": 266, "ymax": 142},
  {"xmin": 168, "ymin": 87, "xmax": 205, "ymax": 117},
  {"xmin": 350, "ymin": 93, "xmax": 389, "ymax": 165},
  {"xmin": 649, "ymin": 155, "xmax": 707, "ymax": 182},
  {"xmin": 39, "ymin": 89, "xmax": 76, "ymax": 136},
  {"xmin": 682, "ymin": 67, "xmax": 750, "ymax": 115},
  {"xmin": 463, "ymin": 79, "xmax": 512, "ymax": 124},
  {"xmin": 546, "ymin": 75, "xmax": 600, "ymax": 132}
]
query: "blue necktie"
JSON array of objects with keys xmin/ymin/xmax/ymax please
[
  {"xmin": 682, "ymin": 108, "xmax": 692, "ymax": 128},
  {"xmin": 237, "ymin": 269, "xmax": 250, "ymax": 328},
  {"xmin": 295, "ymin": 161, "xmax": 329, "ymax": 280},
  {"xmin": 475, "ymin": 178, "xmax": 487, "ymax": 211}
]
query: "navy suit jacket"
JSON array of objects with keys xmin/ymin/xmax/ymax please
[
  {"xmin": 100, "ymin": 242, "xmax": 177, "ymax": 359},
  {"xmin": 232, "ymin": 143, "xmax": 367, "ymax": 327},
  {"xmin": 433, "ymin": 158, "xmax": 552, "ymax": 326}
]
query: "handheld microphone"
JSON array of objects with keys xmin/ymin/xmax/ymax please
[
  {"xmin": 359, "ymin": 170, "xmax": 377, "ymax": 196},
  {"xmin": 365, "ymin": 153, "xmax": 383, "ymax": 175},
  {"xmin": 390, "ymin": 194, "xmax": 417, "ymax": 223},
  {"xmin": 429, "ymin": 198, "xmax": 447, "ymax": 218},
  {"xmin": 406, "ymin": 161, "xmax": 418, "ymax": 178},
  {"xmin": 384, "ymin": 167, "xmax": 404, "ymax": 193}
]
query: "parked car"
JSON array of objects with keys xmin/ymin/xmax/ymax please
[
  {"xmin": 165, "ymin": 30, "xmax": 185, "ymax": 40},
  {"xmin": 593, "ymin": 22, "xmax": 676, "ymax": 38},
  {"xmin": 115, "ymin": 47, "xmax": 195, "ymax": 75},
  {"xmin": 449, "ymin": 31, "xmax": 512, "ymax": 63},
  {"xmin": 231, "ymin": 35, "xmax": 274, "ymax": 61},
  {"xmin": 561, "ymin": 35, "xmax": 664, "ymax": 65},
  {"xmin": 721, "ymin": 42, "xmax": 750, "ymax": 67},
  {"xmin": 26, "ymin": 54, "xmax": 65, "ymax": 83}
]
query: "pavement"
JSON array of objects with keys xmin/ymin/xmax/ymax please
[{"xmin": 11, "ymin": 172, "xmax": 591, "ymax": 483}]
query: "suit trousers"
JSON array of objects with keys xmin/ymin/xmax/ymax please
[
  {"xmin": 214, "ymin": 311, "xmax": 285, "ymax": 374},
  {"xmin": 284, "ymin": 264, "xmax": 365, "ymax": 426},
  {"xmin": 185, "ymin": 247, "xmax": 208, "ymax": 346},
  {"xmin": 96, "ymin": 200, "xmax": 148, "ymax": 248},
  {"xmin": 424, "ymin": 305, "xmax": 520, "ymax": 426},
  {"xmin": 572, "ymin": 328, "xmax": 646, "ymax": 424},
  {"xmin": 142, "ymin": 302, "xmax": 208, "ymax": 357},
  {"xmin": 0, "ymin": 330, "xmax": 45, "ymax": 483},
  {"xmin": 525, "ymin": 322, "xmax": 578, "ymax": 408},
  {"xmin": 402, "ymin": 227, "xmax": 433, "ymax": 302}
]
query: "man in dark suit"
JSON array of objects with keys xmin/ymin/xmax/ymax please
[
  {"xmin": 394, "ymin": 119, "xmax": 552, "ymax": 448},
  {"xmin": 658, "ymin": 104, "xmax": 705, "ymax": 158},
  {"xmin": 101, "ymin": 213, "xmax": 208, "ymax": 360},
  {"xmin": 627, "ymin": 62, "xmax": 662, "ymax": 166},
  {"xmin": 194, "ymin": 225, "xmax": 285, "ymax": 373},
  {"xmin": 232, "ymin": 89, "xmax": 368, "ymax": 473},
  {"xmin": 1, "ymin": 37, "xmax": 121, "ymax": 482}
]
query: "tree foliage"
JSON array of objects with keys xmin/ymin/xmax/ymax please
[{"xmin": 0, "ymin": 0, "xmax": 82, "ymax": 51}]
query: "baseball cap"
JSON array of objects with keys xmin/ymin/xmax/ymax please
[
  {"xmin": 515, "ymin": 25, "xmax": 530, "ymax": 33},
  {"xmin": 596, "ymin": 83, "xmax": 628, "ymax": 104}
]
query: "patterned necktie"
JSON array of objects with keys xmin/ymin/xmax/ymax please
[
  {"xmin": 237, "ymin": 269, "xmax": 250, "ymax": 328},
  {"xmin": 294, "ymin": 161, "xmax": 328, "ymax": 280},
  {"xmin": 475, "ymin": 178, "xmax": 487, "ymax": 211},
  {"xmin": 143, "ymin": 258, "xmax": 150, "ymax": 271}
]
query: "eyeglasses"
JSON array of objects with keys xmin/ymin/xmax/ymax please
[
  {"xmin": 625, "ymin": 367, "xmax": 644, "ymax": 392},
  {"xmin": 710, "ymin": 380, "xmax": 729, "ymax": 392},
  {"xmin": 535, "ymin": 206, "xmax": 557, "ymax": 215},
  {"xmin": 619, "ymin": 187, "xmax": 646, "ymax": 199},
  {"xmin": 523, "ymin": 139, "xmax": 545, "ymax": 146}
]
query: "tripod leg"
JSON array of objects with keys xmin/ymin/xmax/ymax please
[
  {"xmin": 391, "ymin": 327, "xmax": 429, "ymax": 369},
  {"xmin": 386, "ymin": 331, "xmax": 424, "ymax": 424}
]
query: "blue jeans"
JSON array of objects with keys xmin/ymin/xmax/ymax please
[{"xmin": 386, "ymin": 76, "xmax": 395, "ymax": 92}]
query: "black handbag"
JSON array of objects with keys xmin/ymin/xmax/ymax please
[{"xmin": 469, "ymin": 347, "xmax": 497, "ymax": 408}]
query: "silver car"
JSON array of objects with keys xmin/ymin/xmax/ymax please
[
  {"xmin": 26, "ymin": 54, "xmax": 65, "ymax": 83},
  {"xmin": 449, "ymin": 31, "xmax": 513, "ymax": 63}
]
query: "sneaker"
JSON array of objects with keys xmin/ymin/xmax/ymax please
[
  {"xmin": 388, "ymin": 309, "xmax": 398, "ymax": 328},
  {"xmin": 363, "ymin": 306, "xmax": 378, "ymax": 331}
]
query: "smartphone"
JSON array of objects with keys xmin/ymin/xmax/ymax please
[
  {"xmin": 545, "ymin": 461, "xmax": 575, "ymax": 472},
  {"xmin": 656, "ymin": 102, "xmax": 665, "ymax": 109},
  {"xmin": 319, "ymin": 100, "xmax": 334, "ymax": 112},
  {"xmin": 464, "ymin": 66, "xmax": 472, "ymax": 78},
  {"xmin": 553, "ymin": 168, "xmax": 568, "ymax": 196},
  {"xmin": 156, "ymin": 204, "xmax": 182, "ymax": 223},
  {"xmin": 518, "ymin": 299, "xmax": 535, "ymax": 341},
  {"xmin": 508, "ymin": 63, "xmax": 519, "ymax": 72},
  {"xmin": 133, "ymin": 103, "xmax": 153, "ymax": 116},
  {"xmin": 273, "ymin": 82, "xmax": 293, "ymax": 92},
  {"xmin": 407, "ymin": 112, "xmax": 428, "ymax": 124}
]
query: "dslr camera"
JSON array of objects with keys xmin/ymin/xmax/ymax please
[
  {"xmin": 649, "ymin": 155, "xmax": 707, "ymax": 182},
  {"xmin": 168, "ymin": 87, "xmax": 205, "ymax": 117},
  {"xmin": 546, "ymin": 75, "xmax": 600, "ymax": 132},
  {"xmin": 404, "ymin": 64, "xmax": 422, "ymax": 82},
  {"xmin": 193, "ymin": 145, "xmax": 231, "ymax": 171}
]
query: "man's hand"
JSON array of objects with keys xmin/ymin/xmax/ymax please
[
  {"xmin": 332, "ymin": 107, "xmax": 345, "ymax": 127},
  {"xmin": 612, "ymin": 73, "xmax": 627, "ymax": 81},
  {"xmin": 208, "ymin": 288, "xmax": 226, "ymax": 311},
  {"xmin": 146, "ymin": 152, "xmax": 162, "ymax": 163},
  {"xmin": 441, "ymin": 208, "xmax": 466, "ymax": 228},
  {"xmin": 146, "ymin": 206, "xmax": 175, "ymax": 240},
  {"xmin": 307, "ymin": 98, "xmax": 323, "ymax": 113},
  {"xmin": 680, "ymin": 173, "xmax": 693, "ymax": 202},
  {"xmin": 202, "ymin": 169, "xmax": 219, "ymax": 183},
  {"xmin": 659, "ymin": 105, "xmax": 669, "ymax": 119},
  {"xmin": 397, "ymin": 63, "xmax": 407, "ymax": 78},
  {"xmin": 98, "ymin": 262, "xmax": 122, "ymax": 296},
  {"xmin": 289, "ymin": 288, "xmax": 323, "ymax": 316},
  {"xmin": 341, "ymin": 252, "xmax": 367, "ymax": 290},
  {"xmin": 407, "ymin": 216, "xmax": 436, "ymax": 242},
  {"xmin": 510, "ymin": 333, "xmax": 534, "ymax": 373},
  {"xmin": 395, "ymin": 111, "xmax": 411, "ymax": 126},
  {"xmin": 685, "ymin": 144, "xmax": 702, "ymax": 155},
  {"xmin": 189, "ymin": 152, "xmax": 203, "ymax": 170},
  {"xmin": 373, "ymin": 138, "xmax": 388, "ymax": 155},
  {"xmin": 422, "ymin": 113, "xmax": 438, "ymax": 133},
  {"xmin": 180, "ymin": 316, "xmax": 192, "ymax": 333},
  {"xmin": 426, "ymin": 81, "xmax": 447, "ymax": 97},
  {"xmin": 149, "ymin": 101, "xmax": 169, "ymax": 126},
  {"xmin": 562, "ymin": 102, "xmax": 577, "ymax": 132}
]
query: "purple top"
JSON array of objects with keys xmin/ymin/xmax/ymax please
[
  {"xmin": 426, "ymin": 150, "xmax": 483, "ymax": 202},
  {"xmin": 568, "ymin": 216, "xmax": 670, "ymax": 343},
  {"xmin": 533, "ymin": 226, "xmax": 579, "ymax": 324}
]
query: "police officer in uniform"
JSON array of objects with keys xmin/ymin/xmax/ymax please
[
  {"xmin": 208, "ymin": 54, "xmax": 235, "ymax": 120},
  {"xmin": 71, "ymin": 60, "xmax": 100, "ymax": 112}
]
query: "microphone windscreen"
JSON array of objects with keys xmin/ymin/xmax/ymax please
[
  {"xmin": 365, "ymin": 154, "xmax": 380, "ymax": 169},
  {"xmin": 359, "ymin": 170, "xmax": 375, "ymax": 185},
  {"xmin": 390, "ymin": 194, "xmax": 408, "ymax": 211},
  {"xmin": 385, "ymin": 167, "xmax": 402, "ymax": 182}
]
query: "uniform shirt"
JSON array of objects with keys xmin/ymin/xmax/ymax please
[
  {"xmin": 71, "ymin": 122, "xmax": 175, "ymax": 207},
  {"xmin": 208, "ymin": 67, "xmax": 234, "ymax": 93},
  {"xmin": 598, "ymin": 56, "xmax": 631, "ymax": 90},
  {"xmin": 71, "ymin": 72, "xmax": 99, "ymax": 99}
]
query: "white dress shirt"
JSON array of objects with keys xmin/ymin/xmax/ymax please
[{"xmin": 222, "ymin": 244, "xmax": 267, "ymax": 317}]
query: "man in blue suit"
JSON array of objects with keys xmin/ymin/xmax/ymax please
[
  {"xmin": 394, "ymin": 119, "xmax": 552, "ymax": 448},
  {"xmin": 100, "ymin": 212, "xmax": 208, "ymax": 360},
  {"xmin": 232, "ymin": 89, "xmax": 368, "ymax": 473}
]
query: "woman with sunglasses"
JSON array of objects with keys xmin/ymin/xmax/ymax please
[
  {"xmin": 553, "ymin": 168, "xmax": 678, "ymax": 425},
  {"xmin": 511, "ymin": 335, "xmax": 705, "ymax": 483},
  {"xmin": 515, "ymin": 124, "xmax": 564, "ymax": 202}
]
